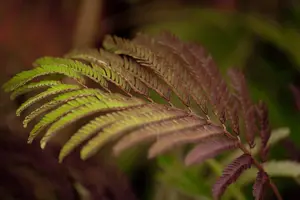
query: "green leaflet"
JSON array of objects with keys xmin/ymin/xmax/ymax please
[
  {"xmin": 2, "ymin": 65, "xmax": 85, "ymax": 92},
  {"xmin": 40, "ymin": 94, "xmax": 146, "ymax": 149},
  {"xmin": 103, "ymin": 35, "xmax": 167, "ymax": 77},
  {"xmin": 34, "ymin": 57, "xmax": 80, "ymax": 66},
  {"xmin": 65, "ymin": 49, "xmax": 108, "ymax": 66},
  {"xmin": 10, "ymin": 80, "xmax": 62, "ymax": 100},
  {"xmin": 67, "ymin": 49, "xmax": 149, "ymax": 97},
  {"xmin": 28, "ymin": 89, "xmax": 133, "ymax": 141},
  {"xmin": 23, "ymin": 89, "xmax": 103, "ymax": 127},
  {"xmin": 98, "ymin": 49, "xmax": 149, "ymax": 96},
  {"xmin": 28, "ymin": 96, "xmax": 99, "ymax": 143},
  {"xmin": 117, "ymin": 54, "xmax": 171, "ymax": 100},
  {"xmin": 102, "ymin": 50, "xmax": 171, "ymax": 100},
  {"xmin": 90, "ymin": 63, "xmax": 131, "ymax": 93},
  {"xmin": 65, "ymin": 50, "xmax": 132, "ymax": 92},
  {"xmin": 40, "ymin": 99, "xmax": 108, "ymax": 149},
  {"xmin": 16, "ymin": 84, "xmax": 81, "ymax": 116},
  {"xmin": 59, "ymin": 114, "xmax": 119, "ymax": 162},
  {"xmin": 100, "ymin": 40, "xmax": 172, "ymax": 101},
  {"xmin": 80, "ymin": 108, "xmax": 188, "ymax": 160},
  {"xmin": 58, "ymin": 104, "xmax": 159, "ymax": 162},
  {"xmin": 34, "ymin": 57, "xmax": 108, "ymax": 89}
]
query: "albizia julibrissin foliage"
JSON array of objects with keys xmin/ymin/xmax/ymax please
[{"xmin": 3, "ymin": 31, "xmax": 282, "ymax": 200}]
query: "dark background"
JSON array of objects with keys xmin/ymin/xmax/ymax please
[{"xmin": 1, "ymin": 1, "xmax": 300, "ymax": 200}]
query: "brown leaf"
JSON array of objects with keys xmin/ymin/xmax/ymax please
[
  {"xmin": 256, "ymin": 100, "xmax": 271, "ymax": 161},
  {"xmin": 227, "ymin": 68, "xmax": 257, "ymax": 147},
  {"xmin": 184, "ymin": 135, "xmax": 238, "ymax": 166},
  {"xmin": 253, "ymin": 171, "xmax": 269, "ymax": 200},
  {"xmin": 113, "ymin": 115, "xmax": 206, "ymax": 155},
  {"xmin": 148, "ymin": 123, "xmax": 224, "ymax": 158},
  {"xmin": 213, "ymin": 154, "xmax": 253, "ymax": 199}
]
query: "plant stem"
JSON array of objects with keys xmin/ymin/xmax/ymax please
[
  {"xmin": 269, "ymin": 180, "xmax": 283, "ymax": 200},
  {"xmin": 222, "ymin": 128, "xmax": 282, "ymax": 200},
  {"xmin": 235, "ymin": 136, "xmax": 283, "ymax": 200}
]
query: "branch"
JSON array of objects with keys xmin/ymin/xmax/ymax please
[{"xmin": 236, "ymin": 136, "xmax": 283, "ymax": 200}]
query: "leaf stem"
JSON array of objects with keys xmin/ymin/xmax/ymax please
[
  {"xmin": 234, "ymin": 134, "xmax": 283, "ymax": 200},
  {"xmin": 269, "ymin": 180, "xmax": 283, "ymax": 200},
  {"xmin": 221, "ymin": 118, "xmax": 283, "ymax": 200},
  {"xmin": 221, "ymin": 126, "xmax": 282, "ymax": 200}
]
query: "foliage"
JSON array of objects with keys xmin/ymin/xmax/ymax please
[
  {"xmin": 140, "ymin": 8, "xmax": 300, "ymax": 146},
  {"xmin": 157, "ymin": 127, "xmax": 294, "ymax": 200},
  {"xmin": 3, "ymin": 31, "xmax": 286, "ymax": 199}
]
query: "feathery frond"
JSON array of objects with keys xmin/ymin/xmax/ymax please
[
  {"xmin": 66, "ymin": 49, "xmax": 150, "ymax": 97},
  {"xmin": 16, "ymin": 84, "xmax": 81, "ymax": 116},
  {"xmin": 23, "ymin": 89, "xmax": 104, "ymax": 127},
  {"xmin": 113, "ymin": 115, "xmax": 207, "ymax": 156},
  {"xmin": 227, "ymin": 68, "xmax": 257, "ymax": 147},
  {"xmin": 103, "ymin": 34, "xmax": 191, "ymax": 106},
  {"xmin": 139, "ymin": 32, "xmax": 240, "ymax": 131},
  {"xmin": 212, "ymin": 154, "xmax": 253, "ymax": 199},
  {"xmin": 59, "ymin": 104, "xmax": 157, "ymax": 162},
  {"xmin": 34, "ymin": 57, "xmax": 109, "ymax": 89},
  {"xmin": 147, "ymin": 123, "xmax": 224, "ymax": 159},
  {"xmin": 256, "ymin": 100, "xmax": 271, "ymax": 162},
  {"xmin": 10, "ymin": 80, "xmax": 62, "ymax": 100},
  {"xmin": 253, "ymin": 171, "xmax": 268, "ymax": 200},
  {"xmin": 185, "ymin": 135, "xmax": 239, "ymax": 166},
  {"xmin": 3, "ymin": 65, "xmax": 86, "ymax": 92},
  {"xmin": 80, "ymin": 107, "xmax": 190, "ymax": 160},
  {"xmin": 40, "ymin": 95, "xmax": 145, "ymax": 149},
  {"xmin": 3, "ymin": 31, "xmax": 282, "ymax": 200},
  {"xmin": 28, "ymin": 96, "xmax": 99, "ymax": 143}
]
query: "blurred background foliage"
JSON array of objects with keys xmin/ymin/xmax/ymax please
[{"xmin": 1, "ymin": 0, "xmax": 300, "ymax": 200}]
